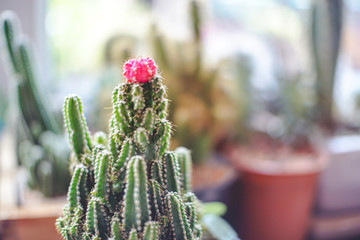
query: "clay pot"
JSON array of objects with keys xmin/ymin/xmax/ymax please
[
  {"xmin": 227, "ymin": 144, "xmax": 327, "ymax": 240},
  {"xmin": 239, "ymin": 169, "xmax": 320, "ymax": 240},
  {"xmin": 0, "ymin": 216, "xmax": 60, "ymax": 240}
]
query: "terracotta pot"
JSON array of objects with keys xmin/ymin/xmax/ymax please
[
  {"xmin": 0, "ymin": 216, "xmax": 60, "ymax": 240},
  {"xmin": 239, "ymin": 169, "xmax": 319, "ymax": 240},
  {"xmin": 226, "ymin": 143, "xmax": 327, "ymax": 240}
]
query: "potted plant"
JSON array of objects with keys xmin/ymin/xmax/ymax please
[
  {"xmin": 221, "ymin": 0, "xmax": 344, "ymax": 238},
  {"xmin": 226, "ymin": 133, "xmax": 326, "ymax": 240},
  {"xmin": 225, "ymin": 70, "xmax": 327, "ymax": 238},
  {"xmin": 56, "ymin": 57, "xmax": 238, "ymax": 239}
]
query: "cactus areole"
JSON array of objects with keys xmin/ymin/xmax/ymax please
[{"xmin": 57, "ymin": 57, "xmax": 202, "ymax": 240}]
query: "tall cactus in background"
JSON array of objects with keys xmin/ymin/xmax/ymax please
[
  {"xmin": 56, "ymin": 58, "xmax": 202, "ymax": 239},
  {"xmin": 0, "ymin": 11, "xmax": 70, "ymax": 197},
  {"xmin": 1, "ymin": 11, "xmax": 60, "ymax": 138},
  {"xmin": 311, "ymin": 0, "xmax": 343, "ymax": 131}
]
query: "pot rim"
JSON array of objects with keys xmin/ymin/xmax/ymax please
[{"xmin": 227, "ymin": 146, "xmax": 329, "ymax": 176}]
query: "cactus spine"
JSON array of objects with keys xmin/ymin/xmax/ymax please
[
  {"xmin": 57, "ymin": 58, "xmax": 202, "ymax": 239},
  {"xmin": 0, "ymin": 11, "xmax": 70, "ymax": 197}
]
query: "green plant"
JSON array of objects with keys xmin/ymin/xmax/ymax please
[
  {"xmin": 89, "ymin": 34, "xmax": 137, "ymax": 132},
  {"xmin": 0, "ymin": 87, "xmax": 7, "ymax": 130},
  {"xmin": 151, "ymin": 0, "xmax": 219, "ymax": 164},
  {"xmin": 311, "ymin": 0, "xmax": 343, "ymax": 131},
  {"xmin": 0, "ymin": 11, "xmax": 70, "ymax": 197},
  {"xmin": 216, "ymin": 54, "xmax": 254, "ymax": 143},
  {"xmin": 265, "ymin": 71, "xmax": 315, "ymax": 150},
  {"xmin": 199, "ymin": 202, "xmax": 239, "ymax": 240},
  {"xmin": 56, "ymin": 58, "xmax": 203, "ymax": 239}
]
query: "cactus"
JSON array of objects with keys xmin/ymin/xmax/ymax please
[
  {"xmin": 1, "ymin": 11, "xmax": 60, "ymax": 137},
  {"xmin": 56, "ymin": 58, "xmax": 203, "ymax": 239},
  {"xmin": 0, "ymin": 11, "xmax": 70, "ymax": 197},
  {"xmin": 311, "ymin": 0, "xmax": 343, "ymax": 131}
]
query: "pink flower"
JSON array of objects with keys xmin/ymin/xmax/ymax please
[{"xmin": 123, "ymin": 57, "xmax": 158, "ymax": 83}]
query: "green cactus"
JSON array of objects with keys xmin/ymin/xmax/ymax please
[
  {"xmin": 0, "ymin": 11, "xmax": 70, "ymax": 197},
  {"xmin": 311, "ymin": 0, "xmax": 343, "ymax": 131},
  {"xmin": 1, "ymin": 12, "xmax": 60, "ymax": 137},
  {"xmin": 57, "ymin": 58, "xmax": 202, "ymax": 239}
]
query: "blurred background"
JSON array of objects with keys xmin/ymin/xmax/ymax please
[{"xmin": 1, "ymin": 0, "xmax": 360, "ymax": 239}]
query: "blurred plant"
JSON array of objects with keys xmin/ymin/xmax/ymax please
[
  {"xmin": 249, "ymin": 0, "xmax": 344, "ymax": 149},
  {"xmin": 264, "ymin": 71, "xmax": 315, "ymax": 150},
  {"xmin": 0, "ymin": 11, "xmax": 70, "ymax": 197},
  {"xmin": 200, "ymin": 201, "xmax": 239, "ymax": 240},
  {"xmin": 219, "ymin": 50, "xmax": 314, "ymax": 151},
  {"xmin": 104, "ymin": 34, "xmax": 136, "ymax": 67},
  {"xmin": 216, "ymin": 54, "xmax": 254, "ymax": 144},
  {"xmin": 90, "ymin": 34, "xmax": 137, "ymax": 131},
  {"xmin": 311, "ymin": 0, "xmax": 343, "ymax": 132},
  {"xmin": 150, "ymin": 0, "xmax": 219, "ymax": 164},
  {"xmin": 236, "ymin": 0, "xmax": 344, "ymax": 149},
  {"xmin": 0, "ymin": 88, "xmax": 7, "ymax": 131},
  {"xmin": 202, "ymin": 214, "xmax": 238, "ymax": 240}
]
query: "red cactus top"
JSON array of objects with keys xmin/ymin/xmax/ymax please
[{"xmin": 123, "ymin": 57, "xmax": 158, "ymax": 84}]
